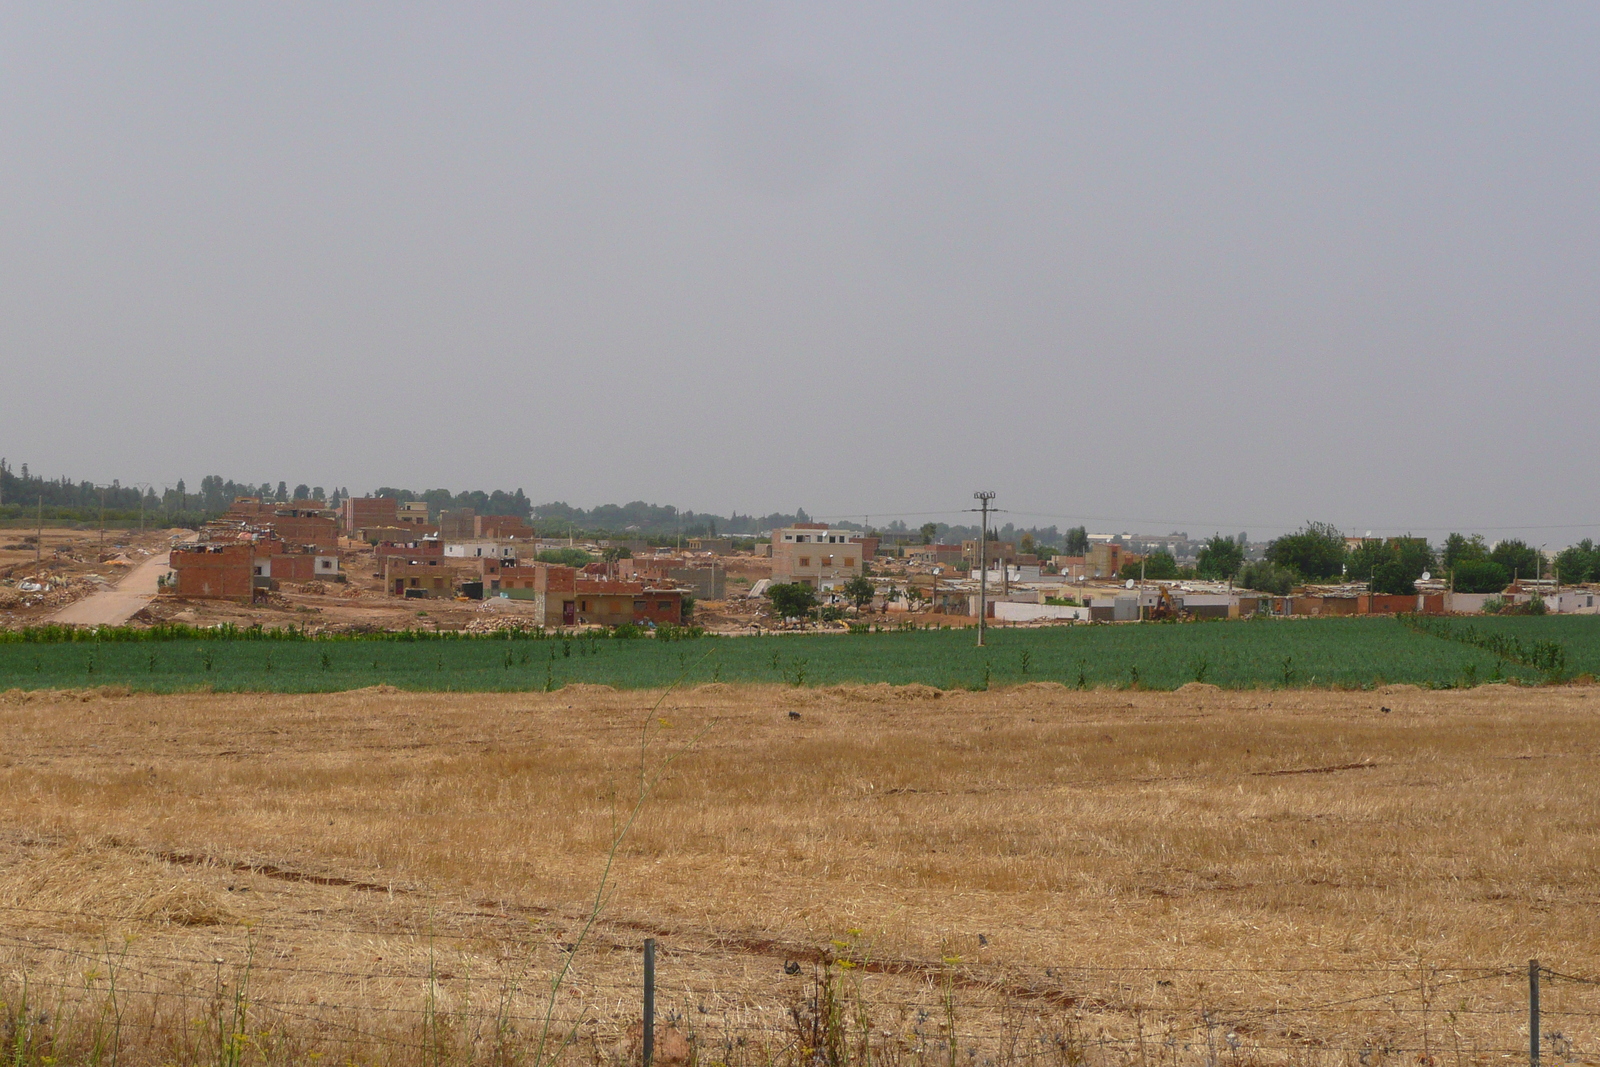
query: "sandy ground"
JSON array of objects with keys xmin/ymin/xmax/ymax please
[
  {"xmin": 0, "ymin": 527, "xmax": 180, "ymax": 626},
  {"xmin": 48, "ymin": 538, "xmax": 184, "ymax": 625},
  {"xmin": 1, "ymin": 683, "xmax": 1596, "ymax": 1064}
]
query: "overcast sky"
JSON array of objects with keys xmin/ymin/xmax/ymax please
[{"xmin": 2, "ymin": 3, "xmax": 1596, "ymax": 540}]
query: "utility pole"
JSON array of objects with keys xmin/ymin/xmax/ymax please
[
  {"xmin": 99, "ymin": 485, "xmax": 107, "ymax": 547},
  {"xmin": 974, "ymin": 492, "xmax": 995, "ymax": 646},
  {"xmin": 36, "ymin": 495, "xmax": 43, "ymax": 561}
]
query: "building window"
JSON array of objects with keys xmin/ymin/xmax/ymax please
[
  {"xmin": 658, "ymin": 601, "xmax": 672, "ymax": 610},
  {"xmin": 844, "ymin": 557, "xmax": 854, "ymax": 567},
  {"xmin": 799, "ymin": 557, "xmax": 810, "ymax": 567}
]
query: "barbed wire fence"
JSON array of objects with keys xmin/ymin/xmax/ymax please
[{"xmin": 2, "ymin": 905, "xmax": 1596, "ymax": 1067}]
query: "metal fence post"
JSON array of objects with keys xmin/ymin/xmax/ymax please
[
  {"xmin": 644, "ymin": 938, "xmax": 656, "ymax": 1067},
  {"xmin": 1530, "ymin": 959, "xmax": 1540, "ymax": 1067}
]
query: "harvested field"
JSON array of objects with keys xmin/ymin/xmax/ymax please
[{"xmin": 1, "ymin": 683, "xmax": 1598, "ymax": 1066}]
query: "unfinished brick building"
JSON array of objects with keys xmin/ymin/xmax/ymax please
[
  {"xmin": 476, "ymin": 515, "xmax": 535, "ymax": 540},
  {"xmin": 167, "ymin": 543, "xmax": 256, "ymax": 601},
  {"xmin": 342, "ymin": 496, "xmax": 399, "ymax": 537}
]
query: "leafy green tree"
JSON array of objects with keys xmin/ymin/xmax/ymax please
[
  {"xmin": 1554, "ymin": 540, "xmax": 1596, "ymax": 585},
  {"xmin": 1121, "ymin": 550, "xmax": 1178, "ymax": 580},
  {"xmin": 1453, "ymin": 560, "xmax": 1509, "ymax": 594},
  {"xmin": 1237, "ymin": 560, "xmax": 1296, "ymax": 596},
  {"xmin": 1195, "ymin": 534, "xmax": 1244, "ymax": 580},
  {"xmin": 1345, "ymin": 539, "xmax": 1389, "ymax": 581},
  {"xmin": 1019, "ymin": 533, "xmax": 1035, "ymax": 556},
  {"xmin": 1391, "ymin": 536, "xmax": 1435, "ymax": 579},
  {"xmin": 1265, "ymin": 522, "xmax": 1347, "ymax": 579},
  {"xmin": 1064, "ymin": 526, "xmax": 1090, "ymax": 555},
  {"xmin": 920, "ymin": 522, "xmax": 938, "ymax": 545},
  {"xmin": 1442, "ymin": 533, "xmax": 1488, "ymax": 570},
  {"xmin": 842, "ymin": 575, "xmax": 876, "ymax": 612},
  {"xmin": 536, "ymin": 548, "xmax": 595, "ymax": 567},
  {"xmin": 1370, "ymin": 560, "xmax": 1417, "ymax": 595},
  {"xmin": 1349, "ymin": 536, "xmax": 1434, "ymax": 593},
  {"xmin": 767, "ymin": 582, "xmax": 819, "ymax": 619},
  {"xmin": 1489, "ymin": 539, "xmax": 1540, "ymax": 581},
  {"xmin": 601, "ymin": 545, "xmax": 632, "ymax": 563},
  {"xmin": 292, "ymin": 484, "xmax": 311, "ymax": 501}
]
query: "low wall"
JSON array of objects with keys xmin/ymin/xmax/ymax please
[{"xmin": 995, "ymin": 602, "xmax": 1090, "ymax": 622}]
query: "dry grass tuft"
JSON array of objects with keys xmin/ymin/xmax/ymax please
[{"xmin": 0, "ymin": 845, "xmax": 238, "ymax": 928}]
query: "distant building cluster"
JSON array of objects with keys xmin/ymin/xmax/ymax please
[
  {"xmin": 163, "ymin": 495, "xmax": 704, "ymax": 628},
  {"xmin": 161, "ymin": 497, "xmax": 1599, "ymax": 628}
]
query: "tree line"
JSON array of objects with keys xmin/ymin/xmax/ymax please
[{"xmin": 1141, "ymin": 522, "xmax": 1568, "ymax": 596}]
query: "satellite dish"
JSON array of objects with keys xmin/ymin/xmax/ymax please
[
  {"xmin": 1125, "ymin": 578, "xmax": 1135, "ymax": 589},
  {"xmin": 1421, "ymin": 571, "xmax": 1431, "ymax": 582}
]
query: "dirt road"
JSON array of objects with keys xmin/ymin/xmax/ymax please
[{"xmin": 48, "ymin": 545, "xmax": 173, "ymax": 626}]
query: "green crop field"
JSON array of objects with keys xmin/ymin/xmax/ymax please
[{"xmin": 4, "ymin": 615, "xmax": 1600, "ymax": 692}]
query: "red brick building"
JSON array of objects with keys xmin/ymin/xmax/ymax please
[
  {"xmin": 375, "ymin": 539, "xmax": 444, "ymax": 568},
  {"xmin": 167, "ymin": 543, "xmax": 256, "ymax": 601},
  {"xmin": 522, "ymin": 564, "xmax": 687, "ymax": 627},
  {"xmin": 343, "ymin": 496, "xmax": 399, "ymax": 537}
]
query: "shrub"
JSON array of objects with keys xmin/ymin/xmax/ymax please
[
  {"xmin": 536, "ymin": 548, "xmax": 594, "ymax": 567},
  {"xmin": 1237, "ymin": 560, "xmax": 1296, "ymax": 596}
]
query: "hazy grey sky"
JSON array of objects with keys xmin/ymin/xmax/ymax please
[{"xmin": 3, "ymin": 3, "xmax": 1596, "ymax": 539}]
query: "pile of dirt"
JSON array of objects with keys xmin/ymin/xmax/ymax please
[{"xmin": 829, "ymin": 682, "xmax": 944, "ymax": 702}]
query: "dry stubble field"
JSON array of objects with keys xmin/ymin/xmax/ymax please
[{"xmin": 2, "ymin": 681, "xmax": 1599, "ymax": 1066}]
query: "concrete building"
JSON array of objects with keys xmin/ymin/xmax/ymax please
[
  {"xmin": 397, "ymin": 502, "xmax": 431, "ymax": 527},
  {"xmin": 384, "ymin": 558, "xmax": 458, "ymax": 598},
  {"xmin": 770, "ymin": 524, "xmax": 864, "ymax": 589},
  {"xmin": 444, "ymin": 541, "xmax": 518, "ymax": 561},
  {"xmin": 1085, "ymin": 542, "xmax": 1126, "ymax": 578}
]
